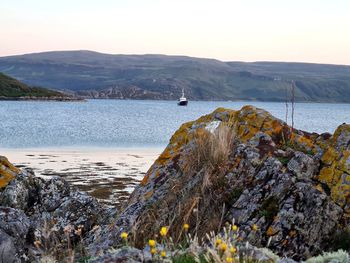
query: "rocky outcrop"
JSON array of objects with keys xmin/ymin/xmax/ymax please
[
  {"xmin": 0, "ymin": 168, "xmax": 112, "ymax": 262},
  {"xmin": 88, "ymin": 106, "xmax": 350, "ymax": 261}
]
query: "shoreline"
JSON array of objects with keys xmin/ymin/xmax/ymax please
[
  {"xmin": 3, "ymin": 147, "xmax": 162, "ymax": 206},
  {"xmin": 0, "ymin": 97, "xmax": 84, "ymax": 102}
]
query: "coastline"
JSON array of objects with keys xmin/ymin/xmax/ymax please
[
  {"xmin": 2, "ymin": 147, "xmax": 162, "ymax": 206},
  {"xmin": 0, "ymin": 96, "xmax": 84, "ymax": 101}
]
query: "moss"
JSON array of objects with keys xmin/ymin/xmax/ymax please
[
  {"xmin": 228, "ymin": 188, "xmax": 243, "ymax": 203},
  {"xmin": 277, "ymin": 156, "xmax": 289, "ymax": 165},
  {"xmin": 331, "ymin": 229, "xmax": 350, "ymax": 251},
  {"xmin": 259, "ymin": 197, "xmax": 279, "ymax": 222},
  {"xmin": 172, "ymin": 254, "xmax": 208, "ymax": 263}
]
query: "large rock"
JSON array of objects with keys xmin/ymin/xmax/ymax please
[
  {"xmin": 0, "ymin": 161, "xmax": 112, "ymax": 262},
  {"xmin": 88, "ymin": 106, "xmax": 350, "ymax": 261},
  {"xmin": 0, "ymin": 207, "xmax": 30, "ymax": 262}
]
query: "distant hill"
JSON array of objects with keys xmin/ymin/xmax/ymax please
[
  {"xmin": 1, "ymin": 50, "xmax": 350, "ymax": 102},
  {"xmin": 0, "ymin": 72, "xmax": 74, "ymax": 100}
]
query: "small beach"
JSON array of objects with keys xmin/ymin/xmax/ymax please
[{"xmin": 3, "ymin": 147, "xmax": 162, "ymax": 206}]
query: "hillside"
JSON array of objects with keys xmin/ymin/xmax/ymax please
[
  {"xmin": 1, "ymin": 51, "xmax": 350, "ymax": 102},
  {"xmin": 0, "ymin": 72, "xmax": 74, "ymax": 100}
]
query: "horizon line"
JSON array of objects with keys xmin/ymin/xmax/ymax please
[{"xmin": 1, "ymin": 49, "xmax": 350, "ymax": 67}]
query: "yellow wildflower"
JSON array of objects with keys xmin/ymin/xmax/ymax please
[
  {"xmin": 232, "ymin": 224, "xmax": 238, "ymax": 231},
  {"xmin": 252, "ymin": 224, "xmax": 258, "ymax": 231},
  {"xmin": 183, "ymin": 223, "xmax": 190, "ymax": 231},
  {"xmin": 215, "ymin": 238, "xmax": 222, "ymax": 246},
  {"xmin": 220, "ymin": 243, "xmax": 227, "ymax": 252},
  {"xmin": 120, "ymin": 232, "xmax": 128, "ymax": 240},
  {"xmin": 160, "ymin": 226, "xmax": 168, "ymax": 237},
  {"xmin": 151, "ymin": 248, "xmax": 157, "ymax": 255},
  {"xmin": 149, "ymin": 239, "xmax": 156, "ymax": 247},
  {"xmin": 161, "ymin": 250, "xmax": 166, "ymax": 258},
  {"xmin": 230, "ymin": 246, "xmax": 237, "ymax": 254},
  {"xmin": 226, "ymin": 257, "xmax": 234, "ymax": 263}
]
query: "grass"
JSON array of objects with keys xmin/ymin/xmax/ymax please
[{"xmin": 32, "ymin": 204, "xmax": 350, "ymax": 263}]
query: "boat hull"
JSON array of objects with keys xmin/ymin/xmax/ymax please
[{"xmin": 178, "ymin": 100, "xmax": 188, "ymax": 106}]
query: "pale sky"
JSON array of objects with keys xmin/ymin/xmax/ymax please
[{"xmin": 1, "ymin": 0, "xmax": 350, "ymax": 64}]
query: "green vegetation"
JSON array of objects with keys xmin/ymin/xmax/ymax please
[
  {"xmin": 259, "ymin": 197, "xmax": 279, "ymax": 222},
  {"xmin": 331, "ymin": 229, "xmax": 350, "ymax": 251},
  {"xmin": 0, "ymin": 72, "xmax": 68, "ymax": 98},
  {"xmin": 277, "ymin": 156, "xmax": 289, "ymax": 165},
  {"xmin": 1, "ymin": 50, "xmax": 350, "ymax": 101}
]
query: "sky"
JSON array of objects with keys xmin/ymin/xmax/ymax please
[{"xmin": 1, "ymin": 0, "xmax": 350, "ymax": 64}]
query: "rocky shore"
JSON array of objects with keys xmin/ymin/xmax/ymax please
[{"xmin": 1, "ymin": 105, "xmax": 350, "ymax": 262}]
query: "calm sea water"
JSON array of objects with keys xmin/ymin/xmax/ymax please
[{"xmin": 0, "ymin": 100, "xmax": 349, "ymax": 149}]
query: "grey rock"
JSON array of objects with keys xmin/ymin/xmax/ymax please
[
  {"xmin": 287, "ymin": 152, "xmax": 318, "ymax": 180},
  {"xmin": 39, "ymin": 176, "xmax": 70, "ymax": 212},
  {"xmin": 0, "ymin": 230, "xmax": 20, "ymax": 263},
  {"xmin": 90, "ymin": 247, "xmax": 151, "ymax": 263},
  {"xmin": 0, "ymin": 207, "xmax": 30, "ymax": 240}
]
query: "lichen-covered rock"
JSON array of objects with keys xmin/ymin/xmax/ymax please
[
  {"xmin": 0, "ymin": 207, "xmax": 30, "ymax": 262},
  {"xmin": 318, "ymin": 124, "xmax": 350, "ymax": 213},
  {"xmin": 89, "ymin": 106, "xmax": 350, "ymax": 261},
  {"xmin": 0, "ymin": 169, "xmax": 39, "ymax": 211},
  {"xmin": 0, "ymin": 158, "xmax": 112, "ymax": 262},
  {"xmin": 0, "ymin": 156, "xmax": 20, "ymax": 190}
]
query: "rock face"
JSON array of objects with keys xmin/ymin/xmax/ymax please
[
  {"xmin": 89, "ymin": 106, "xmax": 350, "ymax": 261},
  {"xmin": 0, "ymin": 168, "xmax": 111, "ymax": 262}
]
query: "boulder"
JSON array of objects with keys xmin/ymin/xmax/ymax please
[
  {"xmin": 0, "ymin": 161, "xmax": 112, "ymax": 262},
  {"xmin": 88, "ymin": 106, "xmax": 350, "ymax": 261}
]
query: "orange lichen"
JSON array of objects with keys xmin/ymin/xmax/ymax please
[
  {"xmin": 0, "ymin": 156, "xmax": 19, "ymax": 189},
  {"xmin": 144, "ymin": 190, "xmax": 154, "ymax": 199},
  {"xmin": 289, "ymin": 230, "xmax": 297, "ymax": 238},
  {"xmin": 140, "ymin": 173, "xmax": 150, "ymax": 186},
  {"xmin": 295, "ymin": 135, "xmax": 314, "ymax": 150},
  {"xmin": 266, "ymin": 226, "xmax": 278, "ymax": 236},
  {"xmin": 321, "ymin": 148, "xmax": 338, "ymax": 165}
]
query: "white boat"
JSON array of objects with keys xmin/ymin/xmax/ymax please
[{"xmin": 178, "ymin": 88, "xmax": 188, "ymax": 106}]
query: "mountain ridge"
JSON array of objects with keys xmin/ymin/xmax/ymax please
[{"xmin": 1, "ymin": 50, "xmax": 350, "ymax": 102}]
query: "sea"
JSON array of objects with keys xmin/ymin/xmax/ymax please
[{"xmin": 1, "ymin": 99, "xmax": 349, "ymax": 149}]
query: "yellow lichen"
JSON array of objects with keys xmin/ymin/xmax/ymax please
[
  {"xmin": 266, "ymin": 226, "xmax": 278, "ymax": 236},
  {"xmin": 319, "ymin": 166, "xmax": 335, "ymax": 185},
  {"xmin": 144, "ymin": 190, "xmax": 154, "ymax": 199},
  {"xmin": 0, "ymin": 156, "xmax": 19, "ymax": 189},
  {"xmin": 321, "ymin": 148, "xmax": 338, "ymax": 165}
]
